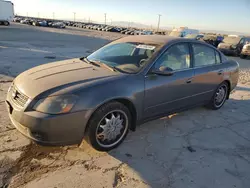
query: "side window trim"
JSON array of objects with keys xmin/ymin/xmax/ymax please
[
  {"xmin": 189, "ymin": 42, "xmax": 194, "ymax": 68},
  {"xmin": 215, "ymin": 50, "xmax": 221, "ymax": 64},
  {"xmin": 150, "ymin": 42, "xmax": 192, "ymax": 73}
]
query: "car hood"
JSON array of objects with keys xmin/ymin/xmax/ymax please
[{"xmin": 14, "ymin": 58, "xmax": 119, "ymax": 99}]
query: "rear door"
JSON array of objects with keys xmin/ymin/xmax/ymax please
[{"xmin": 191, "ymin": 43, "xmax": 224, "ymax": 103}]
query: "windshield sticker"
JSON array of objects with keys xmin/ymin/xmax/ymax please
[{"xmin": 136, "ymin": 44, "xmax": 156, "ymax": 50}]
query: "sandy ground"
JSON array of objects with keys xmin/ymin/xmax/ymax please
[{"xmin": 0, "ymin": 23, "xmax": 250, "ymax": 188}]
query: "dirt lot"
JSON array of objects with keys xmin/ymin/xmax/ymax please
[{"xmin": 0, "ymin": 23, "xmax": 250, "ymax": 188}]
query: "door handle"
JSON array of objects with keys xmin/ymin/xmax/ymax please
[
  {"xmin": 186, "ymin": 78, "xmax": 193, "ymax": 84},
  {"xmin": 218, "ymin": 70, "xmax": 223, "ymax": 75}
]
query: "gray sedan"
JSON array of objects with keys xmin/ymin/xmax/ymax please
[{"xmin": 6, "ymin": 36, "xmax": 239, "ymax": 151}]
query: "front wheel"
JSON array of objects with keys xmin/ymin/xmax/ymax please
[
  {"xmin": 85, "ymin": 102, "xmax": 131, "ymax": 151},
  {"xmin": 206, "ymin": 82, "xmax": 229, "ymax": 110}
]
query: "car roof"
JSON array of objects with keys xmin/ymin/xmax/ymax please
[
  {"xmin": 111, "ymin": 35, "xmax": 220, "ymax": 51},
  {"xmin": 113, "ymin": 35, "xmax": 180, "ymax": 45}
]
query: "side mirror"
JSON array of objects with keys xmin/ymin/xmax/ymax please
[{"xmin": 151, "ymin": 66, "xmax": 174, "ymax": 76}]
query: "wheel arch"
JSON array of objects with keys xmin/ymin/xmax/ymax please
[
  {"xmin": 114, "ymin": 98, "xmax": 137, "ymax": 131},
  {"xmin": 85, "ymin": 98, "xmax": 137, "ymax": 135},
  {"xmin": 223, "ymin": 80, "xmax": 231, "ymax": 99}
]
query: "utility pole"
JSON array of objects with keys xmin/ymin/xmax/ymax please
[
  {"xmin": 53, "ymin": 12, "xmax": 55, "ymax": 20},
  {"xmin": 73, "ymin": 12, "xmax": 76, "ymax": 22},
  {"xmin": 38, "ymin": 12, "xmax": 39, "ymax": 18},
  {"xmin": 110, "ymin": 19, "xmax": 112, "ymax": 25},
  {"xmin": 88, "ymin": 17, "xmax": 90, "ymax": 23},
  {"xmin": 157, "ymin": 14, "xmax": 161, "ymax": 32},
  {"xmin": 104, "ymin": 13, "xmax": 107, "ymax": 25},
  {"xmin": 26, "ymin": 12, "xmax": 28, "ymax": 17}
]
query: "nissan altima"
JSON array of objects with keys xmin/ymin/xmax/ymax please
[{"xmin": 6, "ymin": 35, "xmax": 239, "ymax": 151}]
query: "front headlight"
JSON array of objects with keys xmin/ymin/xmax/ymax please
[
  {"xmin": 231, "ymin": 44, "xmax": 237, "ymax": 49},
  {"xmin": 33, "ymin": 95, "xmax": 78, "ymax": 114}
]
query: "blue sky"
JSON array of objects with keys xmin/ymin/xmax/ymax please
[{"xmin": 12, "ymin": 0, "xmax": 250, "ymax": 33}]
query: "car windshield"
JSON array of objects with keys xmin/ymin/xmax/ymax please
[
  {"xmin": 223, "ymin": 37, "xmax": 241, "ymax": 44},
  {"xmin": 169, "ymin": 31, "xmax": 182, "ymax": 37},
  {"xmin": 184, "ymin": 34, "xmax": 197, "ymax": 39},
  {"xmin": 86, "ymin": 42, "xmax": 159, "ymax": 73}
]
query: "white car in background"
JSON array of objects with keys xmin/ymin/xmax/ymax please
[
  {"xmin": 169, "ymin": 27, "xmax": 199, "ymax": 37},
  {"xmin": 52, "ymin": 22, "xmax": 66, "ymax": 28},
  {"xmin": 240, "ymin": 43, "xmax": 250, "ymax": 59}
]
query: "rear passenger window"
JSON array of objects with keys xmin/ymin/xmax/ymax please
[
  {"xmin": 192, "ymin": 44, "xmax": 216, "ymax": 67},
  {"xmin": 215, "ymin": 51, "xmax": 221, "ymax": 64}
]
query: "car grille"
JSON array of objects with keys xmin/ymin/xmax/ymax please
[{"xmin": 9, "ymin": 85, "xmax": 29, "ymax": 107}]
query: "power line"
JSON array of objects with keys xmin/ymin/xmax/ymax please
[{"xmin": 157, "ymin": 14, "xmax": 161, "ymax": 32}]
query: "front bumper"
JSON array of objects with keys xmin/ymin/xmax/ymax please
[
  {"xmin": 6, "ymin": 94, "xmax": 92, "ymax": 146},
  {"xmin": 218, "ymin": 48, "xmax": 238, "ymax": 56}
]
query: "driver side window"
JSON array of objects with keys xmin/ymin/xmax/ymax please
[{"xmin": 153, "ymin": 43, "xmax": 190, "ymax": 71}]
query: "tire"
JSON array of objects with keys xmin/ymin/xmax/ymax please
[
  {"xmin": 206, "ymin": 82, "xmax": 229, "ymax": 110},
  {"xmin": 85, "ymin": 101, "xmax": 131, "ymax": 151},
  {"xmin": 4, "ymin": 21, "xmax": 9, "ymax": 26},
  {"xmin": 240, "ymin": 54, "xmax": 247, "ymax": 59}
]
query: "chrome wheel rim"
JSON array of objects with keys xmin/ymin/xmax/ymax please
[
  {"xmin": 214, "ymin": 84, "xmax": 227, "ymax": 108},
  {"xmin": 96, "ymin": 110, "xmax": 128, "ymax": 148}
]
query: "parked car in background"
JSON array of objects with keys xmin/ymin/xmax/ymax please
[
  {"xmin": 240, "ymin": 43, "xmax": 250, "ymax": 59},
  {"xmin": 154, "ymin": 31, "xmax": 166, "ymax": 35},
  {"xmin": 52, "ymin": 22, "xmax": 66, "ymax": 28},
  {"xmin": 169, "ymin": 27, "xmax": 199, "ymax": 37},
  {"xmin": 218, "ymin": 36, "xmax": 250, "ymax": 56},
  {"xmin": 202, "ymin": 35, "xmax": 224, "ymax": 47},
  {"xmin": 121, "ymin": 29, "xmax": 129, "ymax": 34},
  {"xmin": 107, "ymin": 27, "xmax": 121, "ymax": 32},
  {"xmin": 38, "ymin": 20, "xmax": 48, "ymax": 27},
  {"xmin": 13, "ymin": 17, "xmax": 21, "ymax": 23},
  {"xmin": 184, "ymin": 34, "xmax": 204, "ymax": 40},
  {"xmin": 142, "ymin": 30, "xmax": 153, "ymax": 35},
  {"xmin": 6, "ymin": 36, "xmax": 239, "ymax": 151},
  {"xmin": 32, "ymin": 20, "xmax": 40, "ymax": 26},
  {"xmin": 125, "ymin": 30, "xmax": 135, "ymax": 35},
  {"xmin": 20, "ymin": 19, "xmax": 28, "ymax": 24}
]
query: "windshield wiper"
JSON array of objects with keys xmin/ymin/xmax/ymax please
[
  {"xmin": 82, "ymin": 57, "xmax": 101, "ymax": 67},
  {"xmin": 81, "ymin": 57, "xmax": 124, "ymax": 73}
]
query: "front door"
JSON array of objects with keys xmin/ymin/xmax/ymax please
[{"xmin": 144, "ymin": 43, "xmax": 196, "ymax": 118}]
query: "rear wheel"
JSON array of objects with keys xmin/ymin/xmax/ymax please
[
  {"xmin": 206, "ymin": 82, "xmax": 229, "ymax": 110},
  {"xmin": 4, "ymin": 21, "xmax": 9, "ymax": 26},
  {"xmin": 86, "ymin": 101, "xmax": 131, "ymax": 151}
]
